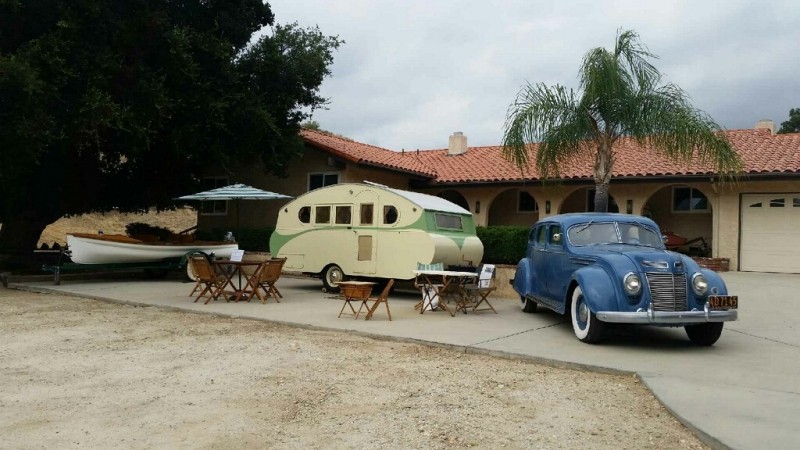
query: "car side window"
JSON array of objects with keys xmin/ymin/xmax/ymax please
[
  {"xmin": 535, "ymin": 226, "xmax": 547, "ymax": 247},
  {"xmin": 549, "ymin": 225, "xmax": 563, "ymax": 246}
]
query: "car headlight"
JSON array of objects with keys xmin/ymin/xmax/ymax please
[
  {"xmin": 692, "ymin": 273, "xmax": 708, "ymax": 296},
  {"xmin": 623, "ymin": 272, "xmax": 641, "ymax": 296}
]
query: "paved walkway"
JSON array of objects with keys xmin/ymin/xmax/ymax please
[{"xmin": 8, "ymin": 271, "xmax": 800, "ymax": 450}]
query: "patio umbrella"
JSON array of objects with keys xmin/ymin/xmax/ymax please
[{"xmin": 176, "ymin": 183, "xmax": 292, "ymax": 241}]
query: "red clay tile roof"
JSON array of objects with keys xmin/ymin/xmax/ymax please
[
  {"xmin": 300, "ymin": 129, "xmax": 436, "ymax": 177},
  {"xmin": 301, "ymin": 128, "xmax": 800, "ymax": 184}
]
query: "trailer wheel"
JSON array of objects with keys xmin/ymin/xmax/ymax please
[
  {"xmin": 185, "ymin": 262, "xmax": 198, "ymax": 282},
  {"xmin": 322, "ymin": 264, "xmax": 345, "ymax": 292}
]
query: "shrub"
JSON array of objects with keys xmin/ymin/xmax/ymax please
[
  {"xmin": 125, "ymin": 222, "xmax": 173, "ymax": 241},
  {"xmin": 477, "ymin": 225, "xmax": 530, "ymax": 265}
]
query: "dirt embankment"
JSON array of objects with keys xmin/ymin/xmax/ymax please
[{"xmin": 38, "ymin": 208, "xmax": 197, "ymax": 247}]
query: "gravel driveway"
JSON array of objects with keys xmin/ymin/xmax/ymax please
[{"xmin": 1, "ymin": 288, "xmax": 705, "ymax": 449}]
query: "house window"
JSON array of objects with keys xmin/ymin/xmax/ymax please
[
  {"xmin": 200, "ymin": 177, "xmax": 228, "ymax": 215},
  {"xmin": 518, "ymin": 191, "xmax": 539, "ymax": 212},
  {"xmin": 672, "ymin": 187, "xmax": 709, "ymax": 212},
  {"xmin": 308, "ymin": 173, "xmax": 339, "ymax": 191}
]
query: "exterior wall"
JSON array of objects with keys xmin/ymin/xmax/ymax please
[
  {"xmin": 197, "ymin": 145, "xmax": 413, "ymax": 235},
  {"xmin": 200, "ymin": 142, "xmax": 800, "ymax": 273}
]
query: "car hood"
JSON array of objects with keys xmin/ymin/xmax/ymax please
[{"xmin": 580, "ymin": 245, "xmax": 687, "ymax": 273}]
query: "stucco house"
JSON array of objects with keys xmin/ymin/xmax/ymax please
[{"xmin": 198, "ymin": 120, "xmax": 800, "ymax": 274}]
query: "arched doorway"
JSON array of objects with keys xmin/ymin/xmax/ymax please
[
  {"xmin": 487, "ymin": 188, "xmax": 540, "ymax": 226},
  {"xmin": 643, "ymin": 185, "xmax": 712, "ymax": 256},
  {"xmin": 438, "ymin": 189, "xmax": 469, "ymax": 211},
  {"xmin": 559, "ymin": 187, "xmax": 619, "ymax": 213}
]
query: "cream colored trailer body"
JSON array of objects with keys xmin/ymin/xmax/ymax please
[{"xmin": 269, "ymin": 183, "xmax": 484, "ymax": 290}]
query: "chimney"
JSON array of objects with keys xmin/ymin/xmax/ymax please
[
  {"xmin": 754, "ymin": 119, "xmax": 774, "ymax": 134},
  {"xmin": 448, "ymin": 131, "xmax": 468, "ymax": 156}
]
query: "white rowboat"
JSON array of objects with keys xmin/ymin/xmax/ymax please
[{"xmin": 67, "ymin": 233, "xmax": 238, "ymax": 264}]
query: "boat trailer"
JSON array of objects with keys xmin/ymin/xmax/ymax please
[{"xmin": 41, "ymin": 249, "xmax": 205, "ymax": 285}]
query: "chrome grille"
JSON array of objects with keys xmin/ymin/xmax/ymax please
[{"xmin": 645, "ymin": 272, "xmax": 687, "ymax": 311}]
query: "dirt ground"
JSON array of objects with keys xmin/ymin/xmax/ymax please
[{"xmin": 0, "ymin": 288, "xmax": 706, "ymax": 449}]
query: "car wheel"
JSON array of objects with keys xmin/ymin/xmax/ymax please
[
  {"xmin": 570, "ymin": 286, "xmax": 604, "ymax": 343},
  {"xmin": 322, "ymin": 264, "xmax": 345, "ymax": 292},
  {"xmin": 520, "ymin": 295, "xmax": 538, "ymax": 313},
  {"xmin": 685, "ymin": 322, "xmax": 724, "ymax": 346}
]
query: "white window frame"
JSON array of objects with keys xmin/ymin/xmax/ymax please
[
  {"xmin": 671, "ymin": 187, "xmax": 710, "ymax": 213},
  {"xmin": 517, "ymin": 191, "xmax": 539, "ymax": 213},
  {"xmin": 308, "ymin": 172, "xmax": 340, "ymax": 191},
  {"xmin": 200, "ymin": 177, "xmax": 228, "ymax": 216}
]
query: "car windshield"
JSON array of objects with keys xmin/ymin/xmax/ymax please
[{"xmin": 568, "ymin": 222, "xmax": 662, "ymax": 248}]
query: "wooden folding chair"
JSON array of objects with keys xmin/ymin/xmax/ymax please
[
  {"xmin": 254, "ymin": 257, "xmax": 286, "ymax": 303},
  {"xmin": 189, "ymin": 255, "xmax": 226, "ymax": 304},
  {"xmin": 358, "ymin": 279, "xmax": 395, "ymax": 321},
  {"xmin": 464, "ymin": 264, "xmax": 498, "ymax": 314}
]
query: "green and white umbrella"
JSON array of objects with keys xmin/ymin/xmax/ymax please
[{"xmin": 176, "ymin": 183, "xmax": 292, "ymax": 240}]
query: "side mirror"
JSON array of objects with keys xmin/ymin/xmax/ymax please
[{"xmin": 662, "ymin": 235, "xmax": 668, "ymax": 244}]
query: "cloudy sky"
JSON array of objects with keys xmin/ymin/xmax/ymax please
[{"xmin": 267, "ymin": 0, "xmax": 799, "ymax": 151}]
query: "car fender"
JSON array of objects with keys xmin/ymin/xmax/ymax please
[
  {"xmin": 572, "ymin": 266, "xmax": 618, "ymax": 312},
  {"xmin": 678, "ymin": 254, "xmax": 729, "ymax": 295},
  {"xmin": 512, "ymin": 258, "xmax": 539, "ymax": 298}
]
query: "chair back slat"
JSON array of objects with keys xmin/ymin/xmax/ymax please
[
  {"xmin": 191, "ymin": 256, "xmax": 215, "ymax": 280},
  {"xmin": 259, "ymin": 257, "xmax": 286, "ymax": 282}
]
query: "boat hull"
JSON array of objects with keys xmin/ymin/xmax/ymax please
[{"xmin": 67, "ymin": 234, "xmax": 238, "ymax": 264}]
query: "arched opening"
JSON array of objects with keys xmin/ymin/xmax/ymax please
[
  {"xmin": 487, "ymin": 188, "xmax": 540, "ymax": 226},
  {"xmin": 559, "ymin": 187, "xmax": 619, "ymax": 213},
  {"xmin": 438, "ymin": 189, "xmax": 469, "ymax": 211},
  {"xmin": 643, "ymin": 185, "xmax": 712, "ymax": 256}
]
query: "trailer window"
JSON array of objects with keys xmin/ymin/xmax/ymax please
[
  {"xmin": 298, "ymin": 206, "xmax": 310, "ymax": 224},
  {"xmin": 335, "ymin": 205, "xmax": 351, "ymax": 225},
  {"xmin": 435, "ymin": 213, "xmax": 462, "ymax": 230},
  {"xmin": 315, "ymin": 206, "xmax": 330, "ymax": 224},
  {"xmin": 360, "ymin": 204, "xmax": 374, "ymax": 225},
  {"xmin": 383, "ymin": 205, "xmax": 398, "ymax": 225}
]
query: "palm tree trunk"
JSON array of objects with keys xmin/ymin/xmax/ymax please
[{"xmin": 593, "ymin": 140, "xmax": 614, "ymax": 212}]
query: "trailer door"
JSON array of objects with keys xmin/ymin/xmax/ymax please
[{"xmin": 353, "ymin": 189, "xmax": 378, "ymax": 274}]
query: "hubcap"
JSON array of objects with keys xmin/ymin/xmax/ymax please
[
  {"xmin": 578, "ymin": 300, "xmax": 589, "ymax": 324},
  {"xmin": 329, "ymin": 268, "xmax": 342, "ymax": 284}
]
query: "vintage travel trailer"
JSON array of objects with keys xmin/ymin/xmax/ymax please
[{"xmin": 269, "ymin": 182, "xmax": 484, "ymax": 290}]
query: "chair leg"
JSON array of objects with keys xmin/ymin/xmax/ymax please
[{"xmin": 473, "ymin": 292, "xmax": 497, "ymax": 314}]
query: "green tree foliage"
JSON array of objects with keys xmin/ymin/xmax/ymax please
[
  {"xmin": 0, "ymin": 1, "xmax": 342, "ymax": 260},
  {"xmin": 502, "ymin": 30, "xmax": 743, "ymax": 212},
  {"xmin": 777, "ymin": 108, "xmax": 800, "ymax": 134}
]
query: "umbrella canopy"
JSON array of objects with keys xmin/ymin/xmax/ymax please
[
  {"xmin": 176, "ymin": 183, "xmax": 291, "ymax": 201},
  {"xmin": 176, "ymin": 183, "xmax": 292, "ymax": 241}
]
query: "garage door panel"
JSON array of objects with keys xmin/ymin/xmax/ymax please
[{"xmin": 740, "ymin": 194, "xmax": 800, "ymax": 273}]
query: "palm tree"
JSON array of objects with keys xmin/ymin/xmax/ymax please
[{"xmin": 502, "ymin": 29, "xmax": 743, "ymax": 212}]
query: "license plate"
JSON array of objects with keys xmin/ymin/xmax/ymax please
[{"xmin": 708, "ymin": 295, "xmax": 738, "ymax": 309}]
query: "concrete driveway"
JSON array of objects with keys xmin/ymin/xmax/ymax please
[{"xmin": 8, "ymin": 271, "xmax": 799, "ymax": 450}]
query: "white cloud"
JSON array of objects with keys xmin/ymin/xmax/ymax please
[{"xmin": 270, "ymin": 0, "xmax": 800, "ymax": 149}]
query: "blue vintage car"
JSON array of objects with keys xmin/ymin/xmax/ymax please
[{"xmin": 512, "ymin": 213, "xmax": 738, "ymax": 345}]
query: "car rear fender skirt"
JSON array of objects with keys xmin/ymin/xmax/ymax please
[
  {"xmin": 573, "ymin": 266, "xmax": 618, "ymax": 313},
  {"xmin": 512, "ymin": 258, "xmax": 538, "ymax": 297}
]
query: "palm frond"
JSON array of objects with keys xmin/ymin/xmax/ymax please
[{"xmin": 501, "ymin": 82, "xmax": 584, "ymax": 170}]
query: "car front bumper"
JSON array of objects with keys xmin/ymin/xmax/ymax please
[{"xmin": 596, "ymin": 303, "xmax": 737, "ymax": 324}]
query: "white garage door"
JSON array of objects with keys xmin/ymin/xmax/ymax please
[{"xmin": 740, "ymin": 193, "xmax": 800, "ymax": 273}]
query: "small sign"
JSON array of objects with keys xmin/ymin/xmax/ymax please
[{"xmin": 229, "ymin": 249, "xmax": 244, "ymax": 262}]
